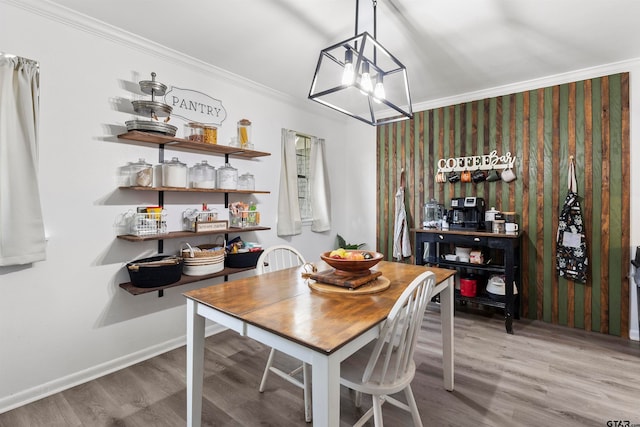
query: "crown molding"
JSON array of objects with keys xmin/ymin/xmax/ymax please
[
  {"xmin": 1, "ymin": 0, "xmax": 340, "ymax": 119},
  {"xmin": 413, "ymin": 57, "xmax": 640, "ymax": 112}
]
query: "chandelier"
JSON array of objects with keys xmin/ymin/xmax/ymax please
[{"xmin": 308, "ymin": 0, "xmax": 413, "ymax": 126}]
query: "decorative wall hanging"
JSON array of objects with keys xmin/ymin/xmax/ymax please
[
  {"xmin": 437, "ymin": 150, "xmax": 516, "ymax": 173},
  {"xmin": 164, "ymin": 87, "xmax": 227, "ymax": 127}
]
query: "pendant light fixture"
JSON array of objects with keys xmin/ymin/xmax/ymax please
[{"xmin": 308, "ymin": 0, "xmax": 413, "ymax": 126}]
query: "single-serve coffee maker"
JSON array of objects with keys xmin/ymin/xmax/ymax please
[{"xmin": 447, "ymin": 197, "xmax": 485, "ymax": 231}]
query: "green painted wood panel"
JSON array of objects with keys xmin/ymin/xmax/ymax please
[{"xmin": 377, "ymin": 73, "xmax": 630, "ymax": 337}]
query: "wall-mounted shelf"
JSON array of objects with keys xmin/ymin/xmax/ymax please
[
  {"xmin": 116, "ymin": 129, "xmax": 271, "ymax": 297},
  {"xmin": 117, "ymin": 226, "xmax": 271, "ymax": 242},
  {"xmin": 119, "ymin": 266, "xmax": 256, "ymax": 296},
  {"xmin": 117, "ymin": 131, "xmax": 270, "ymax": 158},
  {"xmin": 120, "ymin": 186, "xmax": 269, "ymax": 194}
]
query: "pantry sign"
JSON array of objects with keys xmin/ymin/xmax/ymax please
[{"xmin": 164, "ymin": 87, "xmax": 227, "ymax": 127}]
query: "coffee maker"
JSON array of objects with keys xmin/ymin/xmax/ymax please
[{"xmin": 447, "ymin": 197, "xmax": 485, "ymax": 231}]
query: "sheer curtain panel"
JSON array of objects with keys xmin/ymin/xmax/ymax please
[
  {"xmin": 309, "ymin": 137, "xmax": 330, "ymax": 232},
  {"xmin": 0, "ymin": 53, "xmax": 46, "ymax": 266},
  {"xmin": 277, "ymin": 130, "xmax": 331, "ymax": 236},
  {"xmin": 277, "ymin": 129, "xmax": 302, "ymax": 236}
]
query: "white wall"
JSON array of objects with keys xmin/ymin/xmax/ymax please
[{"xmin": 0, "ymin": 0, "xmax": 376, "ymax": 412}]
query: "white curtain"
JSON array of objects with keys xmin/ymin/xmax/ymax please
[
  {"xmin": 309, "ymin": 137, "xmax": 330, "ymax": 232},
  {"xmin": 0, "ymin": 53, "xmax": 46, "ymax": 266},
  {"xmin": 277, "ymin": 129, "xmax": 302, "ymax": 236},
  {"xmin": 277, "ymin": 130, "xmax": 331, "ymax": 236}
]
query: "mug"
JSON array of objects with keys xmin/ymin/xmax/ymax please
[
  {"xmin": 461, "ymin": 170, "xmax": 472, "ymax": 183},
  {"xmin": 472, "ymin": 169, "xmax": 486, "ymax": 183},
  {"xmin": 448, "ymin": 171, "xmax": 461, "ymax": 183},
  {"xmin": 505, "ymin": 222, "xmax": 519, "ymax": 233},
  {"xmin": 436, "ymin": 171, "xmax": 447, "ymax": 183},
  {"xmin": 501, "ymin": 168, "xmax": 517, "ymax": 183},
  {"xmin": 486, "ymin": 169, "xmax": 502, "ymax": 182}
]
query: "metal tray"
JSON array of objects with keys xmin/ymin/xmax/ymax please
[
  {"xmin": 125, "ymin": 120, "xmax": 177, "ymax": 136},
  {"xmin": 139, "ymin": 79, "xmax": 167, "ymax": 97},
  {"xmin": 131, "ymin": 100, "xmax": 172, "ymax": 117}
]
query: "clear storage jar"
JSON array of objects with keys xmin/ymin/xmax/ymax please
[
  {"xmin": 203, "ymin": 125, "xmax": 217, "ymax": 144},
  {"xmin": 185, "ymin": 122, "xmax": 204, "ymax": 142},
  {"xmin": 130, "ymin": 158, "xmax": 153, "ymax": 187},
  {"xmin": 237, "ymin": 119, "xmax": 251, "ymax": 148},
  {"xmin": 190, "ymin": 160, "xmax": 216, "ymax": 189},
  {"xmin": 217, "ymin": 162, "xmax": 238, "ymax": 190},
  {"xmin": 238, "ymin": 173, "xmax": 255, "ymax": 191},
  {"xmin": 162, "ymin": 157, "xmax": 188, "ymax": 188}
]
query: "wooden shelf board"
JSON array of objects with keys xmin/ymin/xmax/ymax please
[
  {"xmin": 119, "ymin": 266, "xmax": 255, "ymax": 295},
  {"xmin": 117, "ymin": 226, "xmax": 271, "ymax": 242},
  {"xmin": 117, "ymin": 131, "xmax": 270, "ymax": 158},
  {"xmin": 119, "ymin": 186, "xmax": 269, "ymax": 194}
]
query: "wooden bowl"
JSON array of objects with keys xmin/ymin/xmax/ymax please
[{"xmin": 320, "ymin": 250, "xmax": 383, "ymax": 276}]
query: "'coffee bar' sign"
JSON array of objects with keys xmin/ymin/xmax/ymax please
[
  {"xmin": 164, "ymin": 87, "xmax": 227, "ymax": 127},
  {"xmin": 437, "ymin": 150, "xmax": 517, "ymax": 172}
]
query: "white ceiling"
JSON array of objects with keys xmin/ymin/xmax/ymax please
[{"xmin": 50, "ymin": 0, "xmax": 640, "ymax": 106}]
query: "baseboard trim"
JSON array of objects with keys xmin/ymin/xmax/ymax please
[{"xmin": 0, "ymin": 324, "xmax": 226, "ymax": 414}]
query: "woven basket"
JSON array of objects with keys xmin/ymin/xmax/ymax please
[{"xmin": 181, "ymin": 243, "xmax": 225, "ymax": 259}]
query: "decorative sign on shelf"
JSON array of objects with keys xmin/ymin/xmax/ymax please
[
  {"xmin": 164, "ymin": 87, "xmax": 227, "ymax": 127},
  {"xmin": 437, "ymin": 150, "xmax": 516, "ymax": 172}
]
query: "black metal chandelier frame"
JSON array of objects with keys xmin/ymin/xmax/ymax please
[{"xmin": 308, "ymin": 0, "xmax": 413, "ymax": 126}]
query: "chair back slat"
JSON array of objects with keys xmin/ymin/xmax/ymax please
[
  {"xmin": 257, "ymin": 245, "xmax": 306, "ymax": 275},
  {"xmin": 361, "ymin": 270, "xmax": 435, "ymax": 385}
]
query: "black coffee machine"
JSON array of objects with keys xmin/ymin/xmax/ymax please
[{"xmin": 447, "ymin": 197, "xmax": 485, "ymax": 230}]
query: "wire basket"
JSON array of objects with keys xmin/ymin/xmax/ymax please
[
  {"xmin": 182, "ymin": 208, "xmax": 226, "ymax": 232},
  {"xmin": 128, "ymin": 210, "xmax": 168, "ymax": 236},
  {"xmin": 229, "ymin": 209, "xmax": 260, "ymax": 228}
]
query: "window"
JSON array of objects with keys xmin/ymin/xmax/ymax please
[
  {"xmin": 295, "ymin": 133, "xmax": 312, "ymax": 221},
  {"xmin": 278, "ymin": 128, "xmax": 330, "ymax": 236}
]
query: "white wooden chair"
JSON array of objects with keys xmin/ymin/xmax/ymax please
[
  {"xmin": 256, "ymin": 245, "xmax": 312, "ymax": 422},
  {"xmin": 339, "ymin": 270, "xmax": 436, "ymax": 427}
]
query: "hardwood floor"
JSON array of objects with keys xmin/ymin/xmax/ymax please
[{"xmin": 2, "ymin": 304, "xmax": 639, "ymax": 427}]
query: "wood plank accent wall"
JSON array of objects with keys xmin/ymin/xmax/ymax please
[{"xmin": 377, "ymin": 73, "xmax": 630, "ymax": 337}]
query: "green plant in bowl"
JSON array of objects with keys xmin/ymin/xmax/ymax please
[{"xmin": 337, "ymin": 234, "xmax": 365, "ymax": 250}]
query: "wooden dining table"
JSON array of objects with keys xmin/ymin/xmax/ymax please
[{"xmin": 184, "ymin": 260, "xmax": 456, "ymax": 427}]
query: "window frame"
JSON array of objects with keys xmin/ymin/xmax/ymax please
[{"xmin": 295, "ymin": 133, "xmax": 313, "ymax": 223}]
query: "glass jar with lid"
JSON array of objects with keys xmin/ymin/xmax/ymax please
[
  {"xmin": 237, "ymin": 119, "xmax": 251, "ymax": 148},
  {"xmin": 184, "ymin": 122, "xmax": 204, "ymax": 142},
  {"xmin": 217, "ymin": 162, "xmax": 238, "ymax": 190},
  {"xmin": 190, "ymin": 160, "xmax": 216, "ymax": 189},
  {"xmin": 238, "ymin": 172, "xmax": 255, "ymax": 191},
  {"xmin": 162, "ymin": 157, "xmax": 188, "ymax": 188},
  {"xmin": 423, "ymin": 198, "xmax": 442, "ymax": 229},
  {"xmin": 130, "ymin": 158, "xmax": 153, "ymax": 187},
  {"xmin": 203, "ymin": 125, "xmax": 217, "ymax": 144},
  {"xmin": 119, "ymin": 161, "xmax": 133, "ymax": 187}
]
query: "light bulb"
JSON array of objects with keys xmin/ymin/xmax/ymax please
[
  {"xmin": 360, "ymin": 62, "xmax": 373, "ymax": 93},
  {"xmin": 374, "ymin": 74, "xmax": 386, "ymax": 103},
  {"xmin": 342, "ymin": 50, "xmax": 354, "ymax": 85}
]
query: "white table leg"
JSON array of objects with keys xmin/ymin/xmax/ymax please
[
  {"xmin": 440, "ymin": 276, "xmax": 455, "ymax": 391},
  {"xmin": 186, "ymin": 299, "xmax": 205, "ymax": 427},
  {"xmin": 311, "ymin": 353, "xmax": 341, "ymax": 426}
]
